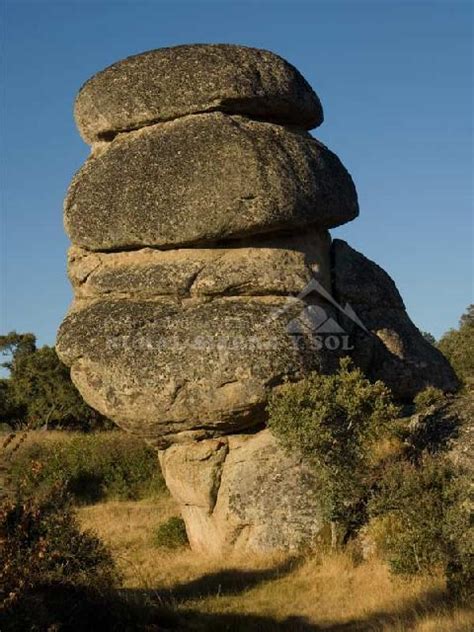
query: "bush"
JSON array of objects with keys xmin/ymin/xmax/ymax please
[
  {"xmin": 0, "ymin": 484, "xmax": 120, "ymax": 629},
  {"xmin": 1, "ymin": 583, "xmax": 164, "ymax": 632},
  {"xmin": 443, "ymin": 459, "xmax": 473, "ymax": 601},
  {"xmin": 267, "ymin": 357, "xmax": 400, "ymax": 541},
  {"xmin": 153, "ymin": 517, "xmax": 188, "ymax": 549},
  {"xmin": 414, "ymin": 386, "xmax": 446, "ymax": 412},
  {"xmin": 0, "ymin": 433, "xmax": 174, "ymax": 630},
  {"xmin": 367, "ymin": 454, "xmax": 472, "ymax": 599},
  {"xmin": 8, "ymin": 432, "xmax": 165, "ymax": 504}
]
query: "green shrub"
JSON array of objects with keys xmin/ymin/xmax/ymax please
[
  {"xmin": 267, "ymin": 357, "xmax": 400, "ymax": 541},
  {"xmin": 414, "ymin": 386, "xmax": 446, "ymax": 412},
  {"xmin": 443, "ymin": 469, "xmax": 474, "ymax": 602},
  {"xmin": 8, "ymin": 432, "xmax": 165, "ymax": 504},
  {"xmin": 368, "ymin": 454, "xmax": 472, "ymax": 599},
  {"xmin": 153, "ymin": 516, "xmax": 188, "ymax": 549}
]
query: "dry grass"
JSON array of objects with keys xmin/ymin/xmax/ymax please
[{"xmin": 78, "ymin": 499, "xmax": 474, "ymax": 631}]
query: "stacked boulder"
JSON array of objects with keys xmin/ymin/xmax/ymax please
[{"xmin": 57, "ymin": 44, "xmax": 458, "ymax": 554}]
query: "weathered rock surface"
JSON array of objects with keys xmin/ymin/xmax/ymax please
[
  {"xmin": 56, "ymin": 297, "xmax": 339, "ymax": 446},
  {"xmin": 65, "ymin": 113, "xmax": 358, "ymax": 251},
  {"xmin": 68, "ymin": 229, "xmax": 331, "ymax": 299},
  {"xmin": 74, "ymin": 44, "xmax": 323, "ymax": 144},
  {"xmin": 332, "ymin": 239, "xmax": 459, "ymax": 399},
  {"xmin": 57, "ymin": 43, "xmax": 462, "ymax": 556},
  {"xmin": 158, "ymin": 429, "xmax": 324, "ymax": 554}
]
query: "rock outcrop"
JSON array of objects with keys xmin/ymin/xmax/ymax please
[
  {"xmin": 74, "ymin": 44, "xmax": 323, "ymax": 143},
  {"xmin": 58, "ymin": 297, "xmax": 340, "ymax": 446},
  {"xmin": 57, "ymin": 44, "xmax": 458, "ymax": 554},
  {"xmin": 331, "ymin": 240, "xmax": 459, "ymax": 399},
  {"xmin": 67, "ymin": 229, "xmax": 332, "ymax": 299},
  {"xmin": 65, "ymin": 113, "xmax": 357, "ymax": 251}
]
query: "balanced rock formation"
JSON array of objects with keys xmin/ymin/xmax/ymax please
[
  {"xmin": 68, "ymin": 230, "xmax": 332, "ymax": 300},
  {"xmin": 66, "ymin": 113, "xmax": 357, "ymax": 251},
  {"xmin": 74, "ymin": 44, "xmax": 323, "ymax": 143},
  {"xmin": 57, "ymin": 44, "xmax": 458, "ymax": 554}
]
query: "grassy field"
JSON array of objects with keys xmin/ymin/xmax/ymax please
[
  {"xmin": 79, "ymin": 497, "xmax": 474, "ymax": 631},
  {"xmin": 3, "ymin": 429, "xmax": 472, "ymax": 631}
]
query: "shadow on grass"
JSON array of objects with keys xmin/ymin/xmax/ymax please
[
  {"xmin": 170, "ymin": 611, "xmax": 319, "ymax": 631},
  {"xmin": 122, "ymin": 556, "xmax": 298, "ymax": 608},
  {"xmin": 121, "ymin": 560, "xmax": 468, "ymax": 632},
  {"xmin": 318, "ymin": 588, "xmax": 461, "ymax": 632},
  {"xmin": 173, "ymin": 587, "xmax": 465, "ymax": 631},
  {"xmin": 4, "ymin": 584, "xmax": 467, "ymax": 632},
  {"xmin": 164, "ymin": 557, "xmax": 298, "ymax": 602}
]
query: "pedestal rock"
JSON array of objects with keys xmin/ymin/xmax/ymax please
[{"xmin": 57, "ymin": 44, "xmax": 458, "ymax": 555}]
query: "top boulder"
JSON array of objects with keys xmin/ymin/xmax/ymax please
[{"xmin": 74, "ymin": 44, "xmax": 323, "ymax": 143}]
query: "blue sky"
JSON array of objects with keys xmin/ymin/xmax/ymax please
[{"xmin": 1, "ymin": 0, "xmax": 472, "ymax": 346}]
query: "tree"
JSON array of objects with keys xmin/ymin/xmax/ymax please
[
  {"xmin": 0, "ymin": 332, "xmax": 36, "ymax": 372},
  {"xmin": 438, "ymin": 305, "xmax": 474, "ymax": 384},
  {"xmin": 0, "ymin": 331, "xmax": 111, "ymax": 430},
  {"xmin": 459, "ymin": 304, "xmax": 474, "ymax": 328},
  {"xmin": 421, "ymin": 331, "xmax": 436, "ymax": 345},
  {"xmin": 0, "ymin": 379, "xmax": 17, "ymax": 423}
]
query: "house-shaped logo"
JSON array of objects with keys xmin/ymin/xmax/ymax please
[{"xmin": 268, "ymin": 277, "xmax": 368, "ymax": 337}]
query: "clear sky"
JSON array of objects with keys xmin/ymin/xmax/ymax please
[{"xmin": 1, "ymin": 0, "xmax": 472, "ymax": 347}]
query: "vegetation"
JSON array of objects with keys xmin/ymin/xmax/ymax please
[
  {"xmin": 414, "ymin": 386, "xmax": 447, "ymax": 412},
  {"xmin": 0, "ymin": 485, "xmax": 120, "ymax": 631},
  {"xmin": 0, "ymin": 426, "xmax": 120, "ymax": 630},
  {"xmin": 153, "ymin": 516, "xmax": 188, "ymax": 549},
  {"xmin": 267, "ymin": 357, "xmax": 400, "ymax": 543},
  {"xmin": 438, "ymin": 304, "xmax": 474, "ymax": 384},
  {"xmin": 421, "ymin": 331, "xmax": 436, "ymax": 345},
  {"xmin": 7, "ymin": 431, "xmax": 165, "ymax": 503},
  {"xmin": 78, "ymin": 499, "xmax": 474, "ymax": 631},
  {"xmin": 267, "ymin": 356, "xmax": 472, "ymax": 601},
  {"xmin": 0, "ymin": 331, "xmax": 111, "ymax": 430},
  {"xmin": 0, "ymin": 431, "xmax": 175, "ymax": 631},
  {"xmin": 367, "ymin": 455, "xmax": 472, "ymax": 598}
]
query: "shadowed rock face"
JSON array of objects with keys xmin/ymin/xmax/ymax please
[
  {"xmin": 331, "ymin": 239, "xmax": 459, "ymax": 399},
  {"xmin": 57, "ymin": 44, "xmax": 459, "ymax": 554},
  {"xmin": 65, "ymin": 113, "xmax": 358, "ymax": 251},
  {"xmin": 74, "ymin": 44, "xmax": 323, "ymax": 143}
]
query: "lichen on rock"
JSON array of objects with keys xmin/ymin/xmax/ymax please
[{"xmin": 57, "ymin": 44, "xmax": 459, "ymax": 554}]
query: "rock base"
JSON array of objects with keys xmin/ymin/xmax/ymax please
[{"xmin": 158, "ymin": 429, "xmax": 324, "ymax": 554}]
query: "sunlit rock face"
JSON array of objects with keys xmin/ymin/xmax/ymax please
[
  {"xmin": 57, "ymin": 44, "xmax": 458, "ymax": 554},
  {"xmin": 73, "ymin": 44, "xmax": 324, "ymax": 144},
  {"xmin": 158, "ymin": 429, "xmax": 324, "ymax": 555}
]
